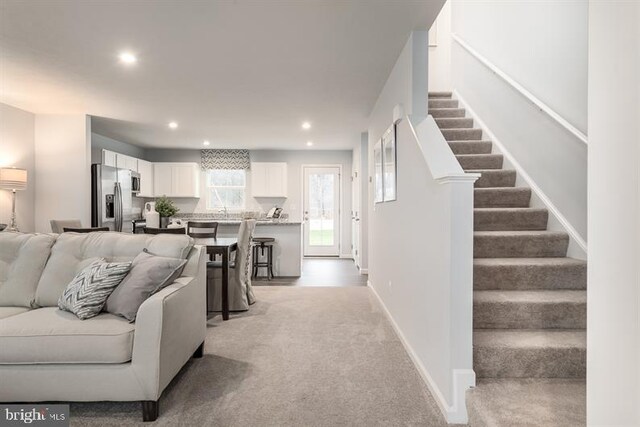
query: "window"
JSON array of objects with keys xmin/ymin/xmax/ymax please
[{"xmin": 206, "ymin": 169, "xmax": 246, "ymax": 210}]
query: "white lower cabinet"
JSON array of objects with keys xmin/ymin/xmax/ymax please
[{"xmin": 153, "ymin": 163, "xmax": 200, "ymax": 198}]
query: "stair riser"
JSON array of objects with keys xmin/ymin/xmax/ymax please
[
  {"xmin": 474, "ymin": 188, "xmax": 531, "ymax": 208},
  {"xmin": 474, "ymin": 301, "xmax": 586, "ymax": 329},
  {"xmin": 449, "ymin": 141, "xmax": 492, "ymax": 155},
  {"xmin": 430, "ymin": 108, "xmax": 466, "ymax": 118},
  {"xmin": 442, "ymin": 128, "xmax": 483, "ymax": 141},
  {"xmin": 474, "ymin": 210, "xmax": 548, "ymax": 231},
  {"xmin": 435, "ymin": 118, "xmax": 474, "ymax": 129},
  {"xmin": 429, "ymin": 99, "xmax": 458, "ymax": 108},
  {"xmin": 474, "ymin": 234, "xmax": 569, "ymax": 258},
  {"xmin": 474, "ymin": 263, "xmax": 587, "ymax": 290},
  {"xmin": 458, "ymin": 155, "xmax": 504, "ymax": 170},
  {"xmin": 474, "ymin": 171, "xmax": 517, "ymax": 188},
  {"xmin": 474, "ymin": 347, "xmax": 586, "ymax": 378}
]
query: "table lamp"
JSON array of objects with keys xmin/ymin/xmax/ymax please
[{"xmin": 0, "ymin": 168, "xmax": 28, "ymax": 232}]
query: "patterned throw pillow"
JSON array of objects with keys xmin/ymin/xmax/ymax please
[{"xmin": 58, "ymin": 259, "xmax": 132, "ymax": 320}]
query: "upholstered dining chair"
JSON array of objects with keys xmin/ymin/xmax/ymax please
[
  {"xmin": 50, "ymin": 219, "xmax": 82, "ymax": 233},
  {"xmin": 208, "ymin": 219, "xmax": 257, "ymax": 313}
]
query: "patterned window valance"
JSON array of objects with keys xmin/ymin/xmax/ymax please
[{"xmin": 201, "ymin": 149, "xmax": 250, "ymax": 170}]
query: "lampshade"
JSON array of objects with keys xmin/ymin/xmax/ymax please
[{"xmin": 0, "ymin": 168, "xmax": 28, "ymax": 191}]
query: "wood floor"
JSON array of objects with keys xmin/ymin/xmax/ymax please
[{"xmin": 253, "ymin": 258, "xmax": 368, "ymax": 287}]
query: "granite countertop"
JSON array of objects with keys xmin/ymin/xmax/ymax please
[{"xmin": 187, "ymin": 219, "xmax": 302, "ymax": 225}]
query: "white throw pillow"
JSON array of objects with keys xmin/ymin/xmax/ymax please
[{"xmin": 58, "ymin": 259, "xmax": 132, "ymax": 320}]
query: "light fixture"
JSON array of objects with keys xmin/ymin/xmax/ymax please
[
  {"xmin": 306, "ymin": 141, "xmax": 314, "ymax": 147},
  {"xmin": 118, "ymin": 51, "xmax": 137, "ymax": 65},
  {"xmin": 203, "ymin": 140, "xmax": 210, "ymax": 146},
  {"xmin": 168, "ymin": 121, "xmax": 178, "ymax": 129},
  {"xmin": 0, "ymin": 168, "xmax": 28, "ymax": 232},
  {"xmin": 301, "ymin": 121, "xmax": 311, "ymax": 130}
]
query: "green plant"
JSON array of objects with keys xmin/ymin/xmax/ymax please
[{"xmin": 155, "ymin": 196, "xmax": 179, "ymax": 218}]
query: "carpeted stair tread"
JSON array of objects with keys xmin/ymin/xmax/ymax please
[
  {"xmin": 474, "ymin": 231, "xmax": 569, "ymax": 258},
  {"xmin": 469, "ymin": 169, "xmax": 517, "ymax": 188},
  {"xmin": 430, "ymin": 108, "xmax": 466, "ymax": 118},
  {"xmin": 428, "ymin": 98, "xmax": 458, "ymax": 108},
  {"xmin": 474, "ymin": 187, "xmax": 531, "ymax": 207},
  {"xmin": 449, "ymin": 140, "xmax": 493, "ymax": 155},
  {"xmin": 474, "ymin": 207, "xmax": 548, "ymax": 231},
  {"xmin": 441, "ymin": 128, "xmax": 483, "ymax": 141},
  {"xmin": 474, "ymin": 257, "xmax": 587, "ymax": 290},
  {"xmin": 473, "ymin": 329, "xmax": 586, "ymax": 378},
  {"xmin": 435, "ymin": 117, "xmax": 474, "ymax": 129},
  {"xmin": 467, "ymin": 378, "xmax": 585, "ymax": 427},
  {"xmin": 474, "ymin": 290, "xmax": 586, "ymax": 329},
  {"xmin": 457, "ymin": 154, "xmax": 504, "ymax": 170},
  {"xmin": 428, "ymin": 91, "xmax": 452, "ymax": 98}
]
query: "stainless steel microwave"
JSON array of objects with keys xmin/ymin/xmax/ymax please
[{"xmin": 131, "ymin": 171, "xmax": 141, "ymax": 194}]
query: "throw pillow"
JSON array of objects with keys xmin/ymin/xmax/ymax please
[
  {"xmin": 105, "ymin": 249, "xmax": 187, "ymax": 322},
  {"xmin": 58, "ymin": 259, "xmax": 132, "ymax": 320}
]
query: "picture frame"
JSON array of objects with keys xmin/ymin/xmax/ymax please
[
  {"xmin": 382, "ymin": 124, "xmax": 397, "ymax": 202},
  {"xmin": 373, "ymin": 139, "xmax": 384, "ymax": 203}
]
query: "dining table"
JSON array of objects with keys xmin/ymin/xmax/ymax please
[{"xmin": 192, "ymin": 237, "xmax": 238, "ymax": 321}]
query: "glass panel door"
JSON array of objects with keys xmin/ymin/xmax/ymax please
[{"xmin": 303, "ymin": 166, "xmax": 340, "ymax": 256}]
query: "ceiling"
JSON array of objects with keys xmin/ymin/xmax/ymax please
[{"xmin": 0, "ymin": 0, "xmax": 443, "ymax": 150}]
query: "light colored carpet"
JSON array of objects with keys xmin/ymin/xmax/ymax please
[{"xmin": 69, "ymin": 286, "xmax": 449, "ymax": 426}]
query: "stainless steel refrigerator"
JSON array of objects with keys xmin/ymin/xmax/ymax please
[{"xmin": 91, "ymin": 164, "xmax": 133, "ymax": 233}]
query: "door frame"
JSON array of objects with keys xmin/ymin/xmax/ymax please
[{"xmin": 301, "ymin": 164, "xmax": 343, "ymax": 257}]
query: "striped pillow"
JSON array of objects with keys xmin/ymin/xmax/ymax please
[{"xmin": 58, "ymin": 259, "xmax": 132, "ymax": 320}]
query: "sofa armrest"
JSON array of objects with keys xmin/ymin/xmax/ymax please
[{"xmin": 130, "ymin": 245, "xmax": 207, "ymax": 400}]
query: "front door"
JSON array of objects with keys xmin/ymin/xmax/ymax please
[{"xmin": 303, "ymin": 166, "xmax": 341, "ymax": 256}]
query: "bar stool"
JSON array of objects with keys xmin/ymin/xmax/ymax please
[{"xmin": 252, "ymin": 237, "xmax": 275, "ymax": 280}]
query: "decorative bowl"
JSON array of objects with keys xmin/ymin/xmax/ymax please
[{"xmin": 0, "ymin": 224, "xmax": 7, "ymax": 232}]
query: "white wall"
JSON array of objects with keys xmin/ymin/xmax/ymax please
[
  {"xmin": 587, "ymin": 1, "xmax": 640, "ymax": 425},
  {"xmin": 34, "ymin": 115, "xmax": 91, "ymax": 232},
  {"xmin": 0, "ymin": 103, "xmax": 35, "ymax": 232},
  {"xmin": 367, "ymin": 30, "xmax": 476, "ymax": 423},
  {"xmin": 145, "ymin": 149, "xmax": 353, "ymax": 257},
  {"xmin": 428, "ymin": 0, "xmax": 452, "ymax": 92},
  {"xmin": 449, "ymin": 0, "xmax": 588, "ymax": 243}
]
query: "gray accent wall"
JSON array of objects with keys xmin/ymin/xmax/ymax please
[{"xmin": 91, "ymin": 133, "xmax": 148, "ymax": 164}]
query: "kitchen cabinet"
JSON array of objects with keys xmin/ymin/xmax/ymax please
[
  {"xmin": 137, "ymin": 159, "xmax": 154, "ymax": 197},
  {"xmin": 102, "ymin": 150, "xmax": 117, "ymax": 168},
  {"xmin": 116, "ymin": 153, "xmax": 138, "ymax": 172},
  {"xmin": 153, "ymin": 163, "xmax": 200, "ymax": 198},
  {"xmin": 251, "ymin": 162, "xmax": 287, "ymax": 198}
]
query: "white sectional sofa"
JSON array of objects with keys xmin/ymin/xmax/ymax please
[{"xmin": 0, "ymin": 231, "xmax": 207, "ymax": 421}]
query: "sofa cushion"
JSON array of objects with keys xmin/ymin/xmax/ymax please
[
  {"xmin": 35, "ymin": 232, "xmax": 194, "ymax": 307},
  {"xmin": 58, "ymin": 260, "xmax": 132, "ymax": 320},
  {"xmin": 0, "ymin": 307, "xmax": 135, "ymax": 364},
  {"xmin": 0, "ymin": 232, "xmax": 56, "ymax": 308},
  {"xmin": 0, "ymin": 307, "xmax": 30, "ymax": 319}
]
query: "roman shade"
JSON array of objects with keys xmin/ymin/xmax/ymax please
[{"xmin": 201, "ymin": 149, "xmax": 250, "ymax": 170}]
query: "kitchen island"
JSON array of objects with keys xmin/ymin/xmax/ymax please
[{"xmin": 188, "ymin": 219, "xmax": 303, "ymax": 277}]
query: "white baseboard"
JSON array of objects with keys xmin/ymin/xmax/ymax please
[
  {"xmin": 454, "ymin": 91, "xmax": 587, "ymax": 259},
  {"xmin": 367, "ymin": 281, "xmax": 471, "ymax": 424},
  {"xmin": 339, "ymin": 254, "xmax": 354, "ymax": 259}
]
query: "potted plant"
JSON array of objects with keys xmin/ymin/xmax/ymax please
[{"xmin": 155, "ymin": 196, "xmax": 179, "ymax": 228}]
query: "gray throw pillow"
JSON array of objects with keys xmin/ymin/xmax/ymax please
[
  {"xmin": 58, "ymin": 259, "xmax": 132, "ymax": 320},
  {"xmin": 105, "ymin": 250, "xmax": 187, "ymax": 322}
]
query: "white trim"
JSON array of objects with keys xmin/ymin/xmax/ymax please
[
  {"xmin": 455, "ymin": 91, "xmax": 588, "ymax": 257},
  {"xmin": 367, "ymin": 280, "xmax": 471, "ymax": 424},
  {"xmin": 359, "ymin": 268, "xmax": 368, "ymax": 275},
  {"xmin": 451, "ymin": 33, "xmax": 588, "ymax": 146}
]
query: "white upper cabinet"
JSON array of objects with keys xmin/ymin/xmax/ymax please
[
  {"xmin": 137, "ymin": 159, "xmax": 154, "ymax": 197},
  {"xmin": 153, "ymin": 163, "xmax": 200, "ymax": 198},
  {"xmin": 102, "ymin": 150, "xmax": 117, "ymax": 168},
  {"xmin": 251, "ymin": 162, "xmax": 287, "ymax": 198}
]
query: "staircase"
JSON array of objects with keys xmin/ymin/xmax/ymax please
[{"xmin": 429, "ymin": 92, "xmax": 587, "ymax": 426}]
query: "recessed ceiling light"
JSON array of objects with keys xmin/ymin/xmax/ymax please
[
  {"xmin": 306, "ymin": 141, "xmax": 314, "ymax": 146},
  {"xmin": 168, "ymin": 121, "xmax": 178, "ymax": 129},
  {"xmin": 301, "ymin": 122, "xmax": 311, "ymax": 130},
  {"xmin": 118, "ymin": 52, "xmax": 137, "ymax": 64},
  {"xmin": 203, "ymin": 140, "xmax": 210, "ymax": 146}
]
